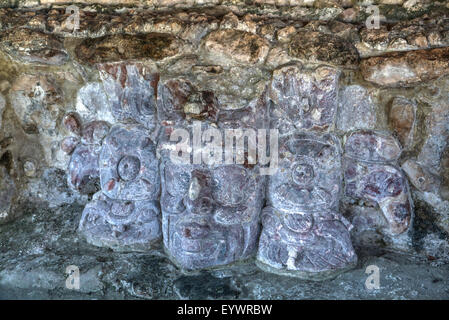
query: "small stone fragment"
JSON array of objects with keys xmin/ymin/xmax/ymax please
[
  {"xmin": 389, "ymin": 97, "xmax": 416, "ymax": 149},
  {"xmin": 23, "ymin": 159, "xmax": 37, "ymax": 177}
]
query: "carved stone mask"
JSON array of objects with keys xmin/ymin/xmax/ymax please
[
  {"xmin": 160, "ymin": 160, "xmax": 265, "ymax": 270},
  {"xmin": 268, "ymin": 133, "xmax": 342, "ymax": 212}
]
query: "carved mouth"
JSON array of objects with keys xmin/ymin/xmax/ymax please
[
  {"xmin": 173, "ymin": 220, "xmax": 225, "ymax": 257},
  {"xmin": 174, "ymin": 232, "xmax": 222, "ymax": 256}
]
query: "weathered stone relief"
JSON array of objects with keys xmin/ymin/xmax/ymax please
[
  {"xmin": 257, "ymin": 133, "xmax": 357, "ymax": 279},
  {"xmin": 343, "ymin": 130, "xmax": 412, "ymax": 235},
  {"xmin": 157, "ymin": 75, "xmax": 268, "ymax": 269}
]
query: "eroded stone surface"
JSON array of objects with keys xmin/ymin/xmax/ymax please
[
  {"xmin": 0, "ymin": 28, "xmax": 68, "ymax": 65},
  {"xmin": 75, "ymin": 33, "xmax": 179, "ymax": 65},
  {"xmin": 8, "ymin": 73, "xmax": 70, "ymax": 169},
  {"xmin": 402, "ymin": 159, "xmax": 440, "ymax": 194},
  {"xmin": 158, "ymin": 121, "xmax": 266, "ymax": 270},
  {"xmin": 288, "ymin": 31, "xmax": 359, "ymax": 68},
  {"xmin": 9, "ymin": 74, "xmax": 63, "ymax": 135},
  {"xmin": 202, "ymin": 29, "xmax": 269, "ymax": 65},
  {"xmin": 78, "ymin": 192, "xmax": 161, "ymax": 251},
  {"xmin": 337, "ymin": 85, "xmax": 377, "ymax": 132},
  {"xmin": 0, "ymin": 94, "xmax": 4, "ymax": 128},
  {"xmin": 65, "ymin": 114, "xmax": 110, "ymax": 195},
  {"xmin": 0, "ymin": 166, "xmax": 16, "ymax": 224},
  {"xmin": 257, "ymin": 133, "xmax": 357, "ymax": 279},
  {"xmin": 361, "ymin": 48, "xmax": 449, "ymax": 87},
  {"xmin": 344, "ymin": 130, "xmax": 412, "ymax": 234},
  {"xmin": 157, "ymin": 78, "xmax": 219, "ymax": 123},
  {"xmin": 389, "ymin": 97, "xmax": 416, "ymax": 149},
  {"xmin": 269, "ymin": 64, "xmax": 340, "ymax": 134},
  {"xmin": 67, "ymin": 142, "xmax": 101, "ymax": 195},
  {"xmin": 344, "ymin": 130, "xmax": 402, "ymax": 163}
]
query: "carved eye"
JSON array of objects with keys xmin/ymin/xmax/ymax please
[
  {"xmin": 165, "ymin": 164, "xmax": 190, "ymax": 197},
  {"xmin": 212, "ymin": 166, "xmax": 249, "ymax": 206},
  {"xmin": 117, "ymin": 155, "xmax": 141, "ymax": 181},
  {"xmin": 291, "ymin": 163, "xmax": 314, "ymax": 186}
]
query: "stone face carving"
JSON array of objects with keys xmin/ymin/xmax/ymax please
[
  {"xmin": 78, "ymin": 123, "xmax": 161, "ymax": 251},
  {"xmin": 79, "ymin": 191, "xmax": 161, "ymax": 251},
  {"xmin": 269, "ymin": 64, "xmax": 340, "ymax": 134},
  {"xmin": 157, "ymin": 80, "xmax": 268, "ymax": 269},
  {"xmin": 158, "ymin": 136, "xmax": 266, "ymax": 269},
  {"xmin": 99, "ymin": 124, "xmax": 160, "ymax": 201},
  {"xmin": 343, "ymin": 130, "xmax": 412, "ymax": 234},
  {"xmin": 159, "ymin": 157, "xmax": 265, "ymax": 270},
  {"xmin": 257, "ymin": 133, "xmax": 357, "ymax": 279}
]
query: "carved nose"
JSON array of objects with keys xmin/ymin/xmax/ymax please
[
  {"xmin": 185, "ymin": 173, "xmax": 215, "ymax": 215},
  {"xmin": 189, "ymin": 177, "xmax": 201, "ymax": 201}
]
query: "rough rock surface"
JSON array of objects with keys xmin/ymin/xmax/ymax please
[
  {"xmin": 75, "ymin": 33, "xmax": 180, "ymax": 65},
  {"xmin": 360, "ymin": 48, "xmax": 449, "ymax": 87},
  {"xmin": 1, "ymin": 203, "xmax": 449, "ymax": 299},
  {"xmin": 0, "ymin": 28, "xmax": 68, "ymax": 65}
]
